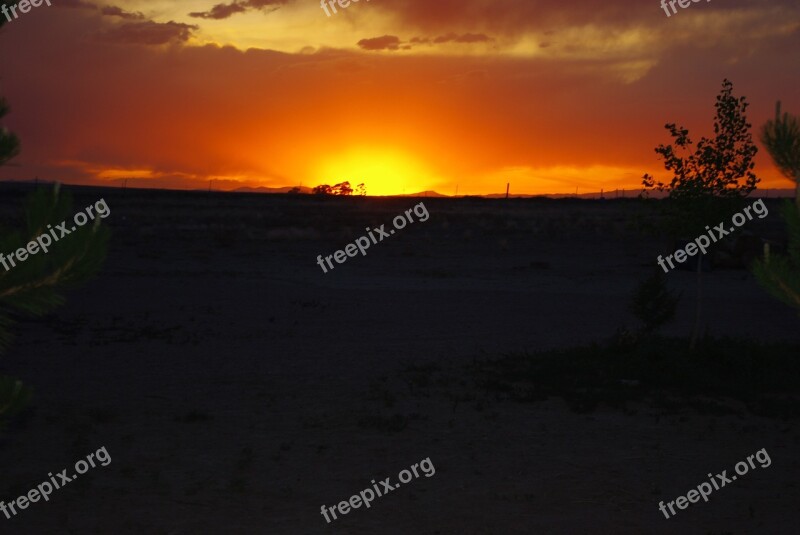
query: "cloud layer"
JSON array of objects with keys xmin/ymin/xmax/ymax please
[
  {"xmin": 0, "ymin": 0, "xmax": 797, "ymax": 194},
  {"xmin": 189, "ymin": 0, "xmax": 291, "ymax": 20}
]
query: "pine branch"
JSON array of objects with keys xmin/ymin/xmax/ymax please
[{"xmin": 0, "ymin": 187, "xmax": 110, "ymax": 350}]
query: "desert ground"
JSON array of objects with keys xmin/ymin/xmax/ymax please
[{"xmin": 0, "ymin": 183, "xmax": 798, "ymax": 534}]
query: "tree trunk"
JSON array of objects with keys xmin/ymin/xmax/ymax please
[
  {"xmin": 795, "ymin": 172, "xmax": 800, "ymax": 211},
  {"xmin": 689, "ymin": 253, "xmax": 703, "ymax": 351}
]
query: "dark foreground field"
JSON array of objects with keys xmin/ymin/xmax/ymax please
[{"xmin": 1, "ymin": 184, "xmax": 798, "ymax": 534}]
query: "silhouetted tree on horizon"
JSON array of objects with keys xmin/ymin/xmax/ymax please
[
  {"xmin": 760, "ymin": 101, "xmax": 800, "ymax": 209},
  {"xmin": 642, "ymin": 79, "xmax": 760, "ymax": 350},
  {"xmin": 313, "ymin": 181, "xmax": 354, "ymax": 196},
  {"xmin": 752, "ymin": 102, "xmax": 800, "ymax": 314}
]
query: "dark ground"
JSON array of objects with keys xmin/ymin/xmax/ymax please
[{"xmin": 0, "ymin": 183, "xmax": 798, "ymax": 534}]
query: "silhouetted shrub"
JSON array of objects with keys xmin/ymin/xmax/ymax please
[{"xmin": 630, "ymin": 271, "xmax": 680, "ymax": 334}]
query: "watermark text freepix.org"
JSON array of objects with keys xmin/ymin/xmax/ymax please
[
  {"xmin": 2, "ymin": 0, "xmax": 52, "ymax": 24},
  {"xmin": 320, "ymin": 457, "xmax": 435, "ymax": 523},
  {"xmin": 0, "ymin": 198, "xmax": 110, "ymax": 272},
  {"xmin": 1, "ymin": 446, "xmax": 111, "ymax": 520},
  {"xmin": 658, "ymin": 448, "xmax": 771, "ymax": 519},
  {"xmin": 316, "ymin": 202, "xmax": 429, "ymax": 273},
  {"xmin": 660, "ymin": 0, "xmax": 711, "ymax": 18},
  {"xmin": 657, "ymin": 198, "xmax": 768, "ymax": 273},
  {"xmin": 320, "ymin": 0, "xmax": 370, "ymax": 17}
]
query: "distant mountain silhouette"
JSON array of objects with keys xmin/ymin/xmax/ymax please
[{"xmin": 392, "ymin": 190, "xmax": 448, "ymax": 198}]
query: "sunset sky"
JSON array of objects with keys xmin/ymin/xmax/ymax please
[{"xmin": 0, "ymin": 0, "xmax": 798, "ymax": 195}]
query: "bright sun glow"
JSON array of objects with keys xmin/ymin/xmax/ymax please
[{"xmin": 315, "ymin": 147, "xmax": 436, "ymax": 196}]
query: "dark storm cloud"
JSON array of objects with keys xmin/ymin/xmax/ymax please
[
  {"xmin": 100, "ymin": 5, "xmax": 146, "ymax": 20},
  {"xmin": 96, "ymin": 20, "xmax": 198, "ymax": 45},
  {"xmin": 51, "ymin": 1, "xmax": 193, "ymax": 45},
  {"xmin": 189, "ymin": 0, "xmax": 291, "ymax": 20},
  {"xmin": 357, "ymin": 35, "xmax": 402, "ymax": 51},
  {"xmin": 361, "ymin": 33, "xmax": 493, "ymax": 51},
  {"xmin": 56, "ymin": 0, "xmax": 146, "ymax": 20},
  {"xmin": 188, "ymin": 2, "xmax": 247, "ymax": 20}
]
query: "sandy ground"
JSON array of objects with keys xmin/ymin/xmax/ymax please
[{"xmin": 1, "ymin": 186, "xmax": 799, "ymax": 534}]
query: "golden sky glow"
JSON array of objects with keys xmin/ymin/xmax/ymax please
[
  {"xmin": 315, "ymin": 147, "xmax": 441, "ymax": 196},
  {"xmin": 0, "ymin": 0, "xmax": 798, "ymax": 195}
]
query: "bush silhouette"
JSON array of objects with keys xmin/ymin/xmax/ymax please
[{"xmin": 630, "ymin": 271, "xmax": 680, "ymax": 334}]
